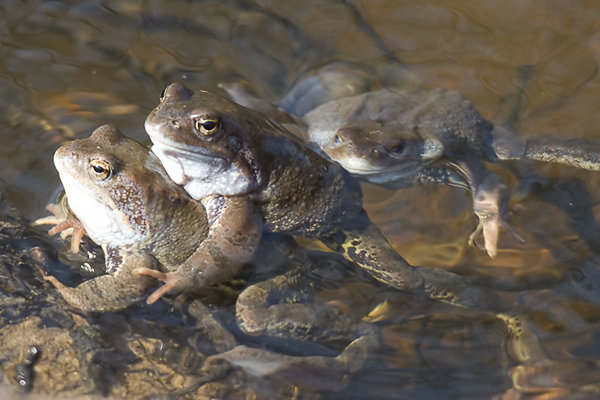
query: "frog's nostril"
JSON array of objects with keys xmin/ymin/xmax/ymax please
[{"xmin": 170, "ymin": 120, "xmax": 180, "ymax": 129}]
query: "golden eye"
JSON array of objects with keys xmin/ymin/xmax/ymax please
[
  {"xmin": 89, "ymin": 159, "xmax": 111, "ymax": 180},
  {"xmin": 194, "ymin": 117, "xmax": 220, "ymax": 136}
]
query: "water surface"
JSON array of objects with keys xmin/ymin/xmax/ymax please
[{"xmin": 1, "ymin": 1, "xmax": 600, "ymax": 398}]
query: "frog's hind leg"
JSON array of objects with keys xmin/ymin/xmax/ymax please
[
  {"xmin": 319, "ymin": 215, "xmax": 527, "ymax": 329},
  {"xmin": 201, "ymin": 335, "xmax": 379, "ymax": 393},
  {"xmin": 229, "ymin": 253, "xmax": 381, "ymax": 392},
  {"xmin": 34, "ymin": 250, "xmax": 157, "ymax": 312}
]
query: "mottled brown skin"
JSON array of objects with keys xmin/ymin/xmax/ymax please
[
  {"xmin": 145, "ymin": 83, "xmax": 516, "ymax": 318},
  {"xmin": 36, "ymin": 125, "xmax": 259, "ymax": 311}
]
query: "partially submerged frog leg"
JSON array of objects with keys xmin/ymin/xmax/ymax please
[
  {"xmin": 40, "ymin": 249, "xmax": 158, "ymax": 312},
  {"xmin": 321, "ymin": 214, "xmax": 509, "ymax": 311},
  {"xmin": 320, "ymin": 219, "xmax": 526, "ymax": 341},
  {"xmin": 452, "ymin": 159, "xmax": 524, "ymax": 257},
  {"xmin": 208, "ymin": 244, "xmax": 381, "ymax": 390},
  {"xmin": 415, "ymin": 165, "xmax": 471, "ymax": 190},
  {"xmin": 33, "ymin": 202, "xmax": 88, "ymax": 254},
  {"xmin": 237, "ymin": 258, "xmax": 379, "ymax": 343},
  {"xmin": 135, "ymin": 196, "xmax": 262, "ymax": 304},
  {"xmin": 379, "ymin": 164, "xmax": 470, "ymax": 191},
  {"xmin": 201, "ymin": 335, "xmax": 380, "ymax": 393}
]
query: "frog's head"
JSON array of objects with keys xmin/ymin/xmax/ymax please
[
  {"xmin": 145, "ymin": 82, "xmax": 268, "ymax": 200},
  {"xmin": 304, "ymin": 91, "xmax": 445, "ymax": 184},
  {"xmin": 53, "ymin": 125, "xmax": 178, "ymax": 246},
  {"xmin": 313, "ymin": 120, "xmax": 443, "ymax": 176}
]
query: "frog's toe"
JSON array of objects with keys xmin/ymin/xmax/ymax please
[
  {"xmin": 469, "ymin": 214, "xmax": 524, "ymax": 258},
  {"xmin": 44, "ymin": 216, "xmax": 87, "ymax": 253},
  {"xmin": 43, "ymin": 274, "xmax": 69, "ymax": 291},
  {"xmin": 133, "ymin": 267, "xmax": 191, "ymax": 304},
  {"xmin": 468, "ymin": 217, "xmax": 498, "ymax": 258}
]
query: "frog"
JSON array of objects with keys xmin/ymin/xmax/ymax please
[
  {"xmin": 301, "ymin": 87, "xmax": 514, "ymax": 257},
  {"xmin": 302, "ymin": 86, "xmax": 600, "ymax": 255},
  {"xmin": 34, "ymin": 124, "xmax": 260, "ymax": 311},
  {"xmin": 143, "ymin": 82, "xmax": 520, "ymax": 327}
]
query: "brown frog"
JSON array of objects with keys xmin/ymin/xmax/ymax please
[
  {"xmin": 143, "ymin": 83, "xmax": 518, "ymax": 324},
  {"xmin": 35, "ymin": 124, "xmax": 259, "ymax": 311}
]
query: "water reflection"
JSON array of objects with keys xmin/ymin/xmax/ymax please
[{"xmin": 1, "ymin": 0, "xmax": 600, "ymax": 398}]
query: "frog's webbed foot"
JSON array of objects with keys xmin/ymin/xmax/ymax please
[
  {"xmin": 133, "ymin": 267, "xmax": 194, "ymax": 305},
  {"xmin": 33, "ymin": 203, "xmax": 87, "ymax": 254},
  {"xmin": 468, "ymin": 174, "xmax": 525, "ymax": 258}
]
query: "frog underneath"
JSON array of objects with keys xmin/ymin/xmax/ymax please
[{"xmin": 35, "ymin": 124, "xmax": 259, "ymax": 311}]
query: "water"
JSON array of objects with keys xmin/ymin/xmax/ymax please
[{"xmin": 1, "ymin": 0, "xmax": 600, "ymax": 398}]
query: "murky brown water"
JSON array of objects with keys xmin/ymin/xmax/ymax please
[{"xmin": 2, "ymin": 0, "xmax": 600, "ymax": 398}]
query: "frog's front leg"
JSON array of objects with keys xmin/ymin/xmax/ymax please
[
  {"xmin": 135, "ymin": 196, "xmax": 263, "ymax": 304},
  {"xmin": 468, "ymin": 172, "xmax": 524, "ymax": 257},
  {"xmin": 377, "ymin": 164, "xmax": 470, "ymax": 190},
  {"xmin": 38, "ymin": 248, "xmax": 158, "ymax": 312},
  {"xmin": 452, "ymin": 159, "xmax": 524, "ymax": 257},
  {"xmin": 33, "ymin": 201, "xmax": 88, "ymax": 254}
]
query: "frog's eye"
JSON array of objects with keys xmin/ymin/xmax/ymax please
[
  {"xmin": 389, "ymin": 141, "xmax": 406, "ymax": 155},
  {"xmin": 194, "ymin": 117, "xmax": 221, "ymax": 136},
  {"xmin": 89, "ymin": 159, "xmax": 112, "ymax": 180},
  {"xmin": 159, "ymin": 87, "xmax": 166, "ymax": 102},
  {"xmin": 334, "ymin": 134, "xmax": 344, "ymax": 144}
]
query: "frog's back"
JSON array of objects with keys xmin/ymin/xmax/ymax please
[
  {"xmin": 252, "ymin": 137, "xmax": 363, "ymax": 237},
  {"xmin": 413, "ymin": 89, "xmax": 495, "ymax": 159}
]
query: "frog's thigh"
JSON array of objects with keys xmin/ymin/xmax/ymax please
[
  {"xmin": 48, "ymin": 252, "xmax": 158, "ymax": 312},
  {"xmin": 236, "ymin": 266, "xmax": 372, "ymax": 343}
]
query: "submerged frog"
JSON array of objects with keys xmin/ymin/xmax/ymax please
[
  {"xmin": 302, "ymin": 87, "xmax": 512, "ymax": 257},
  {"xmin": 35, "ymin": 124, "xmax": 259, "ymax": 311},
  {"xmin": 144, "ymin": 83, "xmax": 517, "ymax": 322},
  {"xmin": 303, "ymin": 86, "xmax": 600, "ymax": 255}
]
